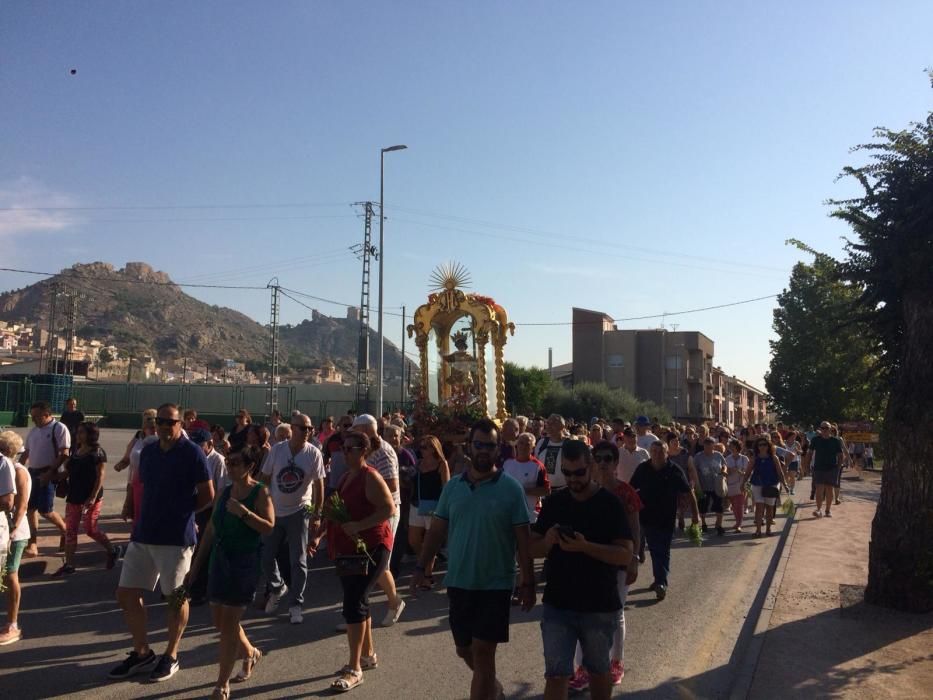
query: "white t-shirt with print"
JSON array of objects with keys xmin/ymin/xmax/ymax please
[
  {"xmin": 24, "ymin": 419, "xmax": 71, "ymax": 473},
  {"xmin": 262, "ymin": 440, "xmax": 325, "ymax": 517}
]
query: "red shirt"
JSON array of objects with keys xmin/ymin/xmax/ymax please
[{"xmin": 327, "ymin": 465, "xmax": 393, "ymax": 557}]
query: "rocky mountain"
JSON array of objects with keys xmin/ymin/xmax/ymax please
[{"xmin": 0, "ymin": 262, "xmax": 413, "ymax": 379}]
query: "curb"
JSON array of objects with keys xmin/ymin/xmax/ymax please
[{"xmin": 728, "ymin": 497, "xmax": 801, "ymax": 700}]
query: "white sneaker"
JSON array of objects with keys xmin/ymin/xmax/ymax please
[
  {"xmin": 289, "ymin": 605, "xmax": 303, "ymax": 624},
  {"xmin": 264, "ymin": 584, "xmax": 288, "ymax": 614},
  {"xmin": 382, "ymin": 599, "xmax": 406, "ymax": 627}
]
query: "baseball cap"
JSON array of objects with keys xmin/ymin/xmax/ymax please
[
  {"xmin": 635, "ymin": 416, "xmax": 650, "ymax": 426},
  {"xmin": 352, "ymin": 414, "xmax": 378, "ymax": 429},
  {"xmin": 189, "ymin": 428, "xmax": 212, "ymax": 445}
]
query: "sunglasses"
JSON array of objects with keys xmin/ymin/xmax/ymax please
[
  {"xmin": 757, "ymin": 443, "xmax": 769, "ymax": 448},
  {"xmin": 561, "ymin": 467, "xmax": 588, "ymax": 478},
  {"xmin": 472, "ymin": 440, "xmax": 497, "ymax": 452},
  {"xmin": 342, "ymin": 445, "xmax": 364, "ymax": 453},
  {"xmin": 156, "ymin": 417, "xmax": 180, "ymax": 426},
  {"xmin": 593, "ymin": 455, "xmax": 615, "ymax": 465},
  {"xmin": 291, "ymin": 424, "xmax": 312, "ymax": 431}
]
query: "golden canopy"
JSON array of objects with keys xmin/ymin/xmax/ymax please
[{"xmin": 407, "ymin": 263, "xmax": 515, "ymax": 419}]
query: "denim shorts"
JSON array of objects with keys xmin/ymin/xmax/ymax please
[
  {"xmin": 208, "ymin": 547, "xmax": 261, "ymax": 607},
  {"xmin": 540, "ymin": 604, "xmax": 619, "ymax": 677},
  {"xmin": 28, "ymin": 471, "xmax": 56, "ymax": 514}
]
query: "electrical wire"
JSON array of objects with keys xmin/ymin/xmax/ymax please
[{"xmin": 0, "ymin": 267, "xmax": 268, "ymax": 290}]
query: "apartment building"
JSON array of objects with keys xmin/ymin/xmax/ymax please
[{"xmin": 570, "ymin": 307, "xmax": 768, "ymax": 425}]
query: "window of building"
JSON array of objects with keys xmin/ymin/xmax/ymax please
[
  {"xmin": 665, "ymin": 356, "xmax": 683, "ymax": 369},
  {"xmin": 607, "ymin": 354, "xmax": 624, "ymax": 368}
]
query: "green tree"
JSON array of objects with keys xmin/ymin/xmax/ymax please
[
  {"xmin": 540, "ymin": 382, "xmax": 670, "ymax": 424},
  {"xmin": 831, "ymin": 84, "xmax": 933, "ymax": 612},
  {"xmin": 764, "ymin": 243, "xmax": 883, "ymax": 425},
  {"xmin": 503, "ymin": 362, "xmax": 552, "ymax": 415}
]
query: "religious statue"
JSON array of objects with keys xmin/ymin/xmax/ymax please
[{"xmin": 441, "ymin": 330, "xmax": 479, "ymax": 404}]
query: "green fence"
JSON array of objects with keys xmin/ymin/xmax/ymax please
[{"xmin": 0, "ymin": 377, "xmax": 413, "ymax": 427}]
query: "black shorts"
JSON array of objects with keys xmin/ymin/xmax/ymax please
[
  {"xmin": 813, "ymin": 469, "xmax": 837, "ymax": 486},
  {"xmin": 698, "ymin": 491, "xmax": 724, "ymax": 514},
  {"xmin": 447, "ymin": 587, "xmax": 512, "ymax": 648}
]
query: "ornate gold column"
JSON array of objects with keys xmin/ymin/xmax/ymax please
[
  {"xmin": 493, "ymin": 326, "xmax": 507, "ymax": 420},
  {"xmin": 476, "ymin": 330, "xmax": 489, "ymax": 413}
]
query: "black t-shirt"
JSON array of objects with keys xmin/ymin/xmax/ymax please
[
  {"xmin": 66, "ymin": 447, "xmax": 107, "ymax": 504},
  {"xmin": 60, "ymin": 410, "xmax": 85, "ymax": 440},
  {"xmin": 630, "ymin": 459, "xmax": 691, "ymax": 530},
  {"xmin": 533, "ymin": 486, "xmax": 632, "ymax": 613}
]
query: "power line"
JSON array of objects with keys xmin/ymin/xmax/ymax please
[
  {"xmin": 0, "ymin": 202, "xmax": 348, "ymax": 212},
  {"xmin": 0, "ymin": 267, "xmax": 267, "ymax": 290},
  {"xmin": 514, "ymin": 294, "xmax": 780, "ymax": 327}
]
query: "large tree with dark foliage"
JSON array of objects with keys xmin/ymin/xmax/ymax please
[
  {"xmin": 765, "ymin": 242, "xmax": 882, "ymax": 425},
  {"xmin": 831, "ymin": 76, "xmax": 933, "ymax": 612}
]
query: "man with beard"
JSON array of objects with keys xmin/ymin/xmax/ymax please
[
  {"xmin": 412, "ymin": 419, "xmax": 535, "ymax": 700},
  {"xmin": 530, "ymin": 440, "xmax": 634, "ymax": 700}
]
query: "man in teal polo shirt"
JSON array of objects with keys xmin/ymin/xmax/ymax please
[{"xmin": 412, "ymin": 418, "xmax": 536, "ymax": 700}]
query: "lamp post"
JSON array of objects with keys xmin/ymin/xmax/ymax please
[{"xmin": 377, "ymin": 144, "xmax": 407, "ymax": 417}]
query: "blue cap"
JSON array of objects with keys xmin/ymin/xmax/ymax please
[
  {"xmin": 635, "ymin": 415, "xmax": 650, "ymax": 426},
  {"xmin": 189, "ymin": 428, "xmax": 212, "ymax": 444}
]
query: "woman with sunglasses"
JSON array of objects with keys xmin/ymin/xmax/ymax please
[
  {"xmin": 310, "ymin": 431, "xmax": 395, "ymax": 693},
  {"xmin": 407, "ymin": 435, "xmax": 450, "ymax": 589},
  {"xmin": 185, "ymin": 450, "xmax": 274, "ymax": 700},
  {"xmin": 744, "ymin": 438, "xmax": 787, "ymax": 537}
]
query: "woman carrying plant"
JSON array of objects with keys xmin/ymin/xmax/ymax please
[
  {"xmin": 407, "ymin": 435, "xmax": 450, "ymax": 589},
  {"xmin": 311, "ymin": 431, "xmax": 395, "ymax": 693},
  {"xmin": 55, "ymin": 422, "xmax": 121, "ymax": 577},
  {"xmin": 184, "ymin": 450, "xmax": 274, "ymax": 700},
  {"xmin": 744, "ymin": 438, "xmax": 787, "ymax": 537}
]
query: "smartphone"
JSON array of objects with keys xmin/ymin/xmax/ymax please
[{"xmin": 557, "ymin": 524, "xmax": 575, "ymax": 540}]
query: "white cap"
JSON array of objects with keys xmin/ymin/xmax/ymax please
[{"xmin": 352, "ymin": 414, "xmax": 378, "ymax": 429}]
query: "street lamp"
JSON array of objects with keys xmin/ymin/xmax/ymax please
[{"xmin": 377, "ymin": 144, "xmax": 407, "ymax": 417}]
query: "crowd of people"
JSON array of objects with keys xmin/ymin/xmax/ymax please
[{"xmin": 0, "ymin": 399, "xmax": 860, "ymax": 699}]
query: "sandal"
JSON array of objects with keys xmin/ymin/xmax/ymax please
[
  {"xmin": 418, "ymin": 576, "xmax": 434, "ymax": 591},
  {"xmin": 209, "ymin": 687, "xmax": 229, "ymax": 699},
  {"xmin": 336, "ymin": 655, "xmax": 377, "ymax": 675},
  {"xmin": 331, "ymin": 668, "xmax": 363, "ymax": 692},
  {"xmin": 232, "ymin": 647, "xmax": 262, "ymax": 683}
]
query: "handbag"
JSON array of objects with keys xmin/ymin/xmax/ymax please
[
  {"xmin": 762, "ymin": 485, "xmax": 781, "ymax": 499},
  {"xmin": 334, "ymin": 554, "xmax": 371, "ymax": 577},
  {"xmin": 416, "ymin": 473, "xmax": 439, "ymax": 517},
  {"xmin": 714, "ymin": 473, "xmax": 729, "ymax": 499}
]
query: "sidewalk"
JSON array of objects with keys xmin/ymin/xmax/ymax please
[{"xmin": 746, "ymin": 471, "xmax": 933, "ymax": 698}]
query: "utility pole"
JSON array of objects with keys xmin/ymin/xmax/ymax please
[
  {"xmin": 400, "ymin": 305, "xmax": 406, "ymax": 407},
  {"xmin": 64, "ymin": 291, "xmax": 78, "ymax": 377},
  {"xmin": 352, "ymin": 202, "xmax": 376, "ymax": 412},
  {"xmin": 43, "ymin": 283, "xmax": 62, "ymax": 374},
  {"xmin": 267, "ymin": 279, "xmax": 281, "ymax": 417}
]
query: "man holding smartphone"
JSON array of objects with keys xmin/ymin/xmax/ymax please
[{"xmin": 530, "ymin": 440, "xmax": 634, "ymax": 700}]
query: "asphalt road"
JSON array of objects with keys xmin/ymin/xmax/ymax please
[{"xmin": 0, "ymin": 428, "xmax": 789, "ymax": 699}]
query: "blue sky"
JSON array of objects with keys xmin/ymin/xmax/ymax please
[{"xmin": 2, "ymin": 1, "xmax": 931, "ymax": 388}]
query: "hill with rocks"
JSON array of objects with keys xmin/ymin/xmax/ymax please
[{"xmin": 0, "ymin": 262, "xmax": 412, "ymax": 378}]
